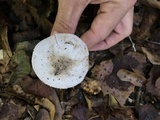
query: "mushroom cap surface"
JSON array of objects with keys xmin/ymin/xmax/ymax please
[{"xmin": 32, "ymin": 34, "xmax": 89, "ymax": 89}]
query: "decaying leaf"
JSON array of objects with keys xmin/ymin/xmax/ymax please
[
  {"xmin": 0, "ymin": 49, "xmax": 3, "ymax": 60},
  {"xmin": 22, "ymin": 76, "xmax": 52, "ymax": 98},
  {"xmin": 72, "ymin": 105, "xmax": 89, "ymax": 120},
  {"xmin": 49, "ymin": 90, "xmax": 64, "ymax": 120},
  {"xmin": 0, "ymin": 102, "xmax": 19, "ymax": 120},
  {"xmin": 155, "ymin": 76, "xmax": 160, "ymax": 89},
  {"xmin": 136, "ymin": 104, "xmax": 160, "ymax": 120},
  {"xmin": 108, "ymin": 94, "xmax": 119, "ymax": 108},
  {"xmin": 0, "ymin": 65, "xmax": 10, "ymax": 74},
  {"xmin": 126, "ymin": 52, "xmax": 147, "ymax": 76},
  {"xmin": 27, "ymin": 4, "xmax": 53, "ymax": 36},
  {"xmin": 36, "ymin": 109, "xmax": 50, "ymax": 120},
  {"xmin": 84, "ymin": 95, "xmax": 92, "ymax": 111},
  {"xmin": 91, "ymin": 59, "xmax": 113, "ymax": 80},
  {"xmin": 9, "ymin": 50, "xmax": 31, "ymax": 83},
  {"xmin": 117, "ymin": 69, "xmax": 147, "ymax": 87},
  {"xmin": 90, "ymin": 57, "xmax": 136, "ymax": 106},
  {"xmin": 0, "ymin": 25, "xmax": 12, "ymax": 66},
  {"xmin": 146, "ymin": 65, "xmax": 160, "ymax": 100},
  {"xmin": 139, "ymin": 0, "xmax": 160, "ymax": 9},
  {"xmin": 35, "ymin": 98, "xmax": 55, "ymax": 120},
  {"xmin": 142, "ymin": 47, "xmax": 160, "ymax": 65},
  {"xmin": 135, "ymin": 6, "xmax": 158, "ymax": 41},
  {"xmin": 108, "ymin": 108, "xmax": 136, "ymax": 120},
  {"xmin": 100, "ymin": 77, "xmax": 135, "ymax": 106},
  {"xmin": 14, "ymin": 40, "xmax": 40, "ymax": 52},
  {"xmin": 81, "ymin": 77, "xmax": 101, "ymax": 95}
]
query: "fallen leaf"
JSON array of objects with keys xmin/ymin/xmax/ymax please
[
  {"xmin": 72, "ymin": 105, "xmax": 89, "ymax": 120},
  {"xmin": 126, "ymin": 52, "xmax": 148, "ymax": 76},
  {"xmin": 108, "ymin": 94, "xmax": 119, "ymax": 108},
  {"xmin": 142, "ymin": 47, "xmax": 160, "ymax": 65},
  {"xmin": 84, "ymin": 95, "xmax": 92, "ymax": 111},
  {"xmin": 146, "ymin": 65, "xmax": 160, "ymax": 100},
  {"xmin": 9, "ymin": 50, "xmax": 31, "ymax": 83},
  {"xmin": 35, "ymin": 98, "xmax": 55, "ymax": 120},
  {"xmin": 22, "ymin": 76, "xmax": 52, "ymax": 98},
  {"xmin": 117, "ymin": 69, "xmax": 146, "ymax": 87},
  {"xmin": 136, "ymin": 104, "xmax": 160, "ymax": 120},
  {"xmin": 155, "ymin": 76, "xmax": 160, "ymax": 89},
  {"xmin": 0, "ymin": 102, "xmax": 19, "ymax": 120},
  {"xmin": 49, "ymin": 90, "xmax": 64, "ymax": 120},
  {"xmin": 91, "ymin": 56, "xmax": 137, "ymax": 106},
  {"xmin": 0, "ymin": 25, "xmax": 12, "ymax": 66},
  {"xmin": 36, "ymin": 109, "xmax": 50, "ymax": 120},
  {"xmin": 100, "ymin": 75, "xmax": 135, "ymax": 106},
  {"xmin": 0, "ymin": 49, "xmax": 3, "ymax": 60},
  {"xmin": 109, "ymin": 108, "xmax": 136, "ymax": 120},
  {"xmin": 91, "ymin": 60, "xmax": 113, "ymax": 81}
]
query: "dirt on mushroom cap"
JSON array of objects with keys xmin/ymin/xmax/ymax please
[{"xmin": 32, "ymin": 33, "xmax": 89, "ymax": 89}]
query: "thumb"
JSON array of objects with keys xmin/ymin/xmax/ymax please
[{"xmin": 51, "ymin": 0, "xmax": 90, "ymax": 35}]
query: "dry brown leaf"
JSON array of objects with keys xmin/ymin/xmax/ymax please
[
  {"xmin": 126, "ymin": 52, "xmax": 147, "ymax": 76},
  {"xmin": 155, "ymin": 76, "xmax": 160, "ymax": 89},
  {"xmin": 139, "ymin": 0, "xmax": 160, "ymax": 9},
  {"xmin": 71, "ymin": 105, "xmax": 89, "ymax": 120},
  {"xmin": 36, "ymin": 109, "xmax": 50, "ymax": 120},
  {"xmin": 35, "ymin": 98, "xmax": 55, "ymax": 120},
  {"xmin": 109, "ymin": 107, "xmax": 136, "ymax": 120},
  {"xmin": 22, "ymin": 76, "xmax": 52, "ymax": 98},
  {"xmin": 146, "ymin": 65, "xmax": 160, "ymax": 100},
  {"xmin": 91, "ymin": 57, "xmax": 135, "ymax": 106},
  {"xmin": 0, "ymin": 25, "xmax": 12, "ymax": 66},
  {"xmin": 117, "ymin": 69, "xmax": 147, "ymax": 87},
  {"xmin": 101, "ymin": 76, "xmax": 135, "ymax": 106},
  {"xmin": 0, "ymin": 102, "xmax": 19, "ymax": 120},
  {"xmin": 91, "ymin": 59, "xmax": 113, "ymax": 80},
  {"xmin": 49, "ymin": 90, "xmax": 64, "ymax": 120},
  {"xmin": 142, "ymin": 47, "xmax": 160, "ymax": 65},
  {"xmin": 136, "ymin": 104, "xmax": 160, "ymax": 120}
]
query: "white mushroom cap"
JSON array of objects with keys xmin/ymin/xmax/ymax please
[{"xmin": 31, "ymin": 33, "xmax": 89, "ymax": 89}]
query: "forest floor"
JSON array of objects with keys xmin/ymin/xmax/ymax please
[{"xmin": 0, "ymin": 0, "xmax": 160, "ymax": 120}]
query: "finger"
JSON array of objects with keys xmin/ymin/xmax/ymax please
[
  {"xmin": 90, "ymin": 0, "xmax": 110, "ymax": 4},
  {"xmin": 89, "ymin": 8, "xmax": 134, "ymax": 51},
  {"xmin": 51, "ymin": 0, "xmax": 90, "ymax": 35},
  {"xmin": 81, "ymin": 0, "xmax": 136, "ymax": 49}
]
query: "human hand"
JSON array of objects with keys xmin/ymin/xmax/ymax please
[{"xmin": 51, "ymin": 0, "xmax": 137, "ymax": 51}]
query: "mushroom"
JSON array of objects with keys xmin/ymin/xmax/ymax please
[{"xmin": 31, "ymin": 33, "xmax": 89, "ymax": 89}]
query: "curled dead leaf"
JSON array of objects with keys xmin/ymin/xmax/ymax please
[
  {"xmin": 0, "ymin": 25, "xmax": 12, "ymax": 66},
  {"xmin": 35, "ymin": 98, "xmax": 55, "ymax": 120},
  {"xmin": 117, "ymin": 69, "xmax": 146, "ymax": 87},
  {"xmin": 142, "ymin": 47, "xmax": 160, "ymax": 65}
]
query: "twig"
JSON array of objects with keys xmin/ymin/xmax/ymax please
[
  {"xmin": 145, "ymin": 40, "xmax": 160, "ymax": 45},
  {"xmin": 128, "ymin": 36, "xmax": 137, "ymax": 52}
]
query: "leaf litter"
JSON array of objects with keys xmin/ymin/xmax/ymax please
[{"xmin": 0, "ymin": 0, "xmax": 160, "ymax": 120}]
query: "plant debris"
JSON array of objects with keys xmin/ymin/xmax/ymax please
[{"xmin": 0, "ymin": 0, "xmax": 160, "ymax": 120}]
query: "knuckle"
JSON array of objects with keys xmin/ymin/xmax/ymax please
[
  {"xmin": 54, "ymin": 17, "xmax": 74, "ymax": 33},
  {"xmin": 122, "ymin": 27, "xmax": 132, "ymax": 37}
]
